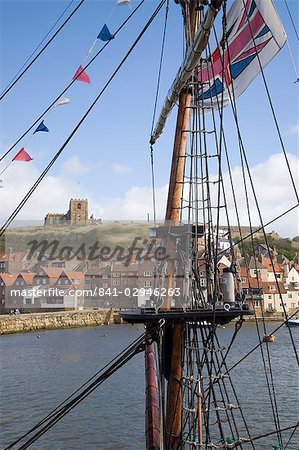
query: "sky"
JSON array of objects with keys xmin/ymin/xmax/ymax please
[{"xmin": 0, "ymin": 0, "xmax": 298, "ymax": 237}]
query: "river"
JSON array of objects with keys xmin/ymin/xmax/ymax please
[{"xmin": 0, "ymin": 321, "xmax": 298, "ymax": 449}]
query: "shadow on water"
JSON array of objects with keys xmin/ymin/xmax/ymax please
[{"xmin": 0, "ymin": 322, "xmax": 298, "ymax": 449}]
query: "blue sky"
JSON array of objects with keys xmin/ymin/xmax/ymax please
[{"xmin": 0, "ymin": 0, "xmax": 298, "ymax": 236}]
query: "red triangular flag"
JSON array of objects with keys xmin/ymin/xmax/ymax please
[
  {"xmin": 12, "ymin": 148, "xmax": 33, "ymax": 162},
  {"xmin": 73, "ymin": 65, "xmax": 90, "ymax": 83}
]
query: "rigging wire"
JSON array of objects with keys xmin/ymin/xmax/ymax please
[
  {"xmin": 4, "ymin": 322, "xmax": 162, "ymax": 450},
  {"xmin": 283, "ymin": 0, "xmax": 299, "ymax": 42},
  {"xmin": 0, "ymin": 0, "xmax": 85, "ymax": 101},
  {"xmin": 149, "ymin": 0, "xmax": 170, "ymax": 226},
  {"xmin": 240, "ymin": 0, "xmax": 299, "ymax": 204},
  {"xmin": 0, "ymin": 0, "xmax": 145, "ymax": 163},
  {"xmin": 211, "ymin": 0, "xmax": 299, "ymax": 369},
  {"xmin": 222, "ymin": 308, "xmax": 299, "ymax": 376},
  {"xmin": 283, "ymin": 0, "xmax": 299, "ymax": 82},
  {"xmin": 218, "ymin": 203, "xmax": 299, "ymax": 259},
  {"xmin": 0, "ymin": 0, "xmax": 166, "ymax": 238}
]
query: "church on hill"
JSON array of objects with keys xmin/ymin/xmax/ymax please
[{"xmin": 44, "ymin": 199, "xmax": 88, "ymax": 226}]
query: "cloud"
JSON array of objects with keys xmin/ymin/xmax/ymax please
[
  {"xmin": 96, "ymin": 153, "xmax": 298, "ymax": 237},
  {"xmin": 92, "ymin": 185, "xmax": 168, "ymax": 222},
  {"xmin": 0, "ymin": 163, "xmax": 80, "ymax": 223},
  {"xmin": 289, "ymin": 123, "xmax": 299, "ymax": 135},
  {"xmin": 112, "ymin": 163, "xmax": 133, "ymax": 174},
  {"xmin": 221, "ymin": 152, "xmax": 298, "ymax": 237},
  {"xmin": 61, "ymin": 155, "xmax": 95, "ymax": 177},
  {"xmin": 0, "ymin": 152, "xmax": 297, "ymax": 238}
]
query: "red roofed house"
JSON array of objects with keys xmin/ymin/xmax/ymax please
[
  {"xmin": 239, "ymin": 267, "xmax": 263, "ymax": 310},
  {"xmin": 0, "ymin": 273, "xmax": 17, "ymax": 312}
]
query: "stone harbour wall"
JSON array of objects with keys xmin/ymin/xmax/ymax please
[{"xmin": 0, "ymin": 309, "xmax": 115, "ymax": 335}]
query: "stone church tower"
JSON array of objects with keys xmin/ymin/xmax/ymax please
[{"xmin": 68, "ymin": 199, "xmax": 88, "ymax": 225}]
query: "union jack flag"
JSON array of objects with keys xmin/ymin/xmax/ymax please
[{"xmin": 197, "ymin": 0, "xmax": 287, "ymax": 110}]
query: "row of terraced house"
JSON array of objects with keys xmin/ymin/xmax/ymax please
[{"xmin": 0, "ymin": 250, "xmax": 298, "ymax": 314}]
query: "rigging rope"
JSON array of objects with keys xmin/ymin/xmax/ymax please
[
  {"xmin": 223, "ymin": 308, "xmax": 299, "ymax": 376},
  {"xmin": 0, "ymin": 0, "xmax": 85, "ymax": 101},
  {"xmin": 283, "ymin": 0, "xmax": 299, "ymax": 42},
  {"xmin": 240, "ymin": 0, "xmax": 299, "ymax": 204},
  {"xmin": 212, "ymin": 0, "xmax": 299, "ymax": 368},
  {"xmin": 283, "ymin": 0, "xmax": 299, "ymax": 81},
  {"xmin": 4, "ymin": 322, "xmax": 163, "ymax": 450},
  {"xmin": 0, "ymin": 0, "xmax": 166, "ymax": 238},
  {"xmin": 0, "ymin": 0, "xmax": 145, "ymax": 163},
  {"xmin": 149, "ymin": 0, "xmax": 170, "ymax": 226}
]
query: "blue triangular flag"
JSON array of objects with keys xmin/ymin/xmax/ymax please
[
  {"xmin": 97, "ymin": 24, "xmax": 114, "ymax": 42},
  {"xmin": 34, "ymin": 121, "xmax": 49, "ymax": 133}
]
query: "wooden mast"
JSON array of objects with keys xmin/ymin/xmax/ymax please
[
  {"xmin": 164, "ymin": 2, "xmax": 198, "ymax": 447},
  {"xmin": 163, "ymin": 1, "xmax": 222, "ymax": 447}
]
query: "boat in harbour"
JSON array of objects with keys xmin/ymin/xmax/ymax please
[{"xmin": 285, "ymin": 317, "xmax": 299, "ymax": 327}]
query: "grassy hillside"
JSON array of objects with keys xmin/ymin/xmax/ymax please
[
  {"xmin": 2, "ymin": 223, "xmax": 298, "ymax": 261},
  {"xmin": 4, "ymin": 222, "xmax": 152, "ymax": 255}
]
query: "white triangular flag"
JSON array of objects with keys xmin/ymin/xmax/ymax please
[
  {"xmin": 116, "ymin": 0, "xmax": 131, "ymax": 6},
  {"xmin": 55, "ymin": 96, "xmax": 71, "ymax": 107}
]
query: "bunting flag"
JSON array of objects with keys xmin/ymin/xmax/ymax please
[
  {"xmin": 73, "ymin": 65, "xmax": 90, "ymax": 84},
  {"xmin": 55, "ymin": 95, "xmax": 71, "ymax": 106},
  {"xmin": 12, "ymin": 148, "xmax": 33, "ymax": 162},
  {"xmin": 197, "ymin": 0, "xmax": 287, "ymax": 110},
  {"xmin": 34, "ymin": 121, "xmax": 49, "ymax": 134},
  {"xmin": 116, "ymin": 0, "xmax": 132, "ymax": 6},
  {"xmin": 97, "ymin": 24, "xmax": 114, "ymax": 41}
]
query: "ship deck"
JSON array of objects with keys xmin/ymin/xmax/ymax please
[{"xmin": 120, "ymin": 306, "xmax": 254, "ymax": 325}]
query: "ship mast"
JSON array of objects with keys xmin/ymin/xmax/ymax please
[{"xmin": 163, "ymin": 1, "xmax": 222, "ymax": 447}]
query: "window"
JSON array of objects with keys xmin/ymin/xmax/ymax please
[
  {"xmin": 42, "ymin": 279, "xmax": 47, "ymax": 285},
  {"xmin": 241, "ymin": 277, "xmax": 247, "ymax": 282},
  {"xmin": 291, "ymin": 303, "xmax": 295, "ymax": 308},
  {"xmin": 102, "ymin": 283, "xmax": 109, "ymax": 289},
  {"xmin": 268, "ymin": 295, "xmax": 272, "ymax": 299},
  {"xmin": 254, "ymin": 300, "xmax": 260, "ymax": 307},
  {"xmin": 144, "ymin": 280, "xmax": 152, "ymax": 287},
  {"xmin": 112, "ymin": 280, "xmax": 120, "ymax": 286},
  {"xmin": 112, "ymin": 272, "xmax": 120, "ymax": 278},
  {"xmin": 52, "ymin": 262, "xmax": 64, "ymax": 268},
  {"xmin": 288, "ymin": 293, "xmax": 293, "ymax": 298},
  {"xmin": 77, "ymin": 203, "xmax": 81, "ymax": 209},
  {"xmin": 268, "ymin": 303, "xmax": 273, "ymax": 310},
  {"xmin": 57, "ymin": 279, "xmax": 62, "ymax": 285},
  {"xmin": 269, "ymin": 285, "xmax": 276, "ymax": 291},
  {"xmin": 102, "ymin": 274, "xmax": 108, "ymax": 279},
  {"xmin": 25, "ymin": 298, "xmax": 32, "ymax": 305},
  {"xmin": 46, "ymin": 297, "xmax": 63, "ymax": 304},
  {"xmin": 144, "ymin": 271, "xmax": 152, "ymax": 277}
]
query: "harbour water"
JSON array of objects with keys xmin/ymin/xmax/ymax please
[{"xmin": 0, "ymin": 321, "xmax": 298, "ymax": 449}]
